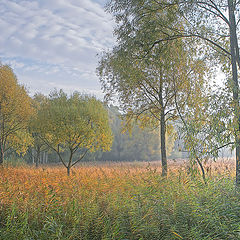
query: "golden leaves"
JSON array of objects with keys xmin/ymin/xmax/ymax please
[{"xmin": 0, "ymin": 63, "xmax": 34, "ymax": 157}]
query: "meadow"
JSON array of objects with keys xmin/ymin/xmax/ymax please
[{"xmin": 0, "ymin": 160, "xmax": 240, "ymax": 240}]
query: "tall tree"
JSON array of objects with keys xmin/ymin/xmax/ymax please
[
  {"xmin": 34, "ymin": 90, "xmax": 113, "ymax": 175},
  {"xmin": 0, "ymin": 63, "xmax": 34, "ymax": 164},
  {"xmin": 98, "ymin": 37, "xmax": 206, "ymax": 176},
  {"xmin": 105, "ymin": 0, "xmax": 240, "ymax": 184}
]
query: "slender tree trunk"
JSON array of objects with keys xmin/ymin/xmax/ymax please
[
  {"xmin": 159, "ymin": 76, "xmax": 167, "ymax": 176},
  {"xmin": 67, "ymin": 150, "xmax": 73, "ymax": 176},
  {"xmin": 196, "ymin": 157, "xmax": 206, "ymax": 184},
  {"xmin": 43, "ymin": 152, "xmax": 45, "ymax": 164},
  {"xmin": 0, "ymin": 142, "xmax": 4, "ymax": 165},
  {"xmin": 228, "ymin": 0, "xmax": 240, "ymax": 185},
  {"xmin": 67, "ymin": 166, "xmax": 71, "ymax": 176},
  {"xmin": 36, "ymin": 146, "xmax": 40, "ymax": 168},
  {"xmin": 32, "ymin": 148, "xmax": 35, "ymax": 164},
  {"xmin": 45, "ymin": 152, "xmax": 48, "ymax": 164},
  {"xmin": 160, "ymin": 111, "xmax": 167, "ymax": 176}
]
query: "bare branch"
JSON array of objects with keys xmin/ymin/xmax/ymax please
[{"xmin": 71, "ymin": 149, "xmax": 89, "ymax": 167}]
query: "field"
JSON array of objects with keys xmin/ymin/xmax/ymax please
[{"xmin": 0, "ymin": 160, "xmax": 240, "ymax": 240}]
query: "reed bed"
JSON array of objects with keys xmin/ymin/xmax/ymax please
[{"xmin": 0, "ymin": 160, "xmax": 239, "ymax": 239}]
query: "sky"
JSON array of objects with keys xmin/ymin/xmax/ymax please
[{"xmin": 0, "ymin": 0, "xmax": 115, "ymax": 98}]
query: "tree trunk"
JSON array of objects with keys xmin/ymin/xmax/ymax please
[
  {"xmin": 159, "ymin": 71, "xmax": 167, "ymax": 177},
  {"xmin": 67, "ymin": 166, "xmax": 70, "ymax": 176},
  {"xmin": 36, "ymin": 146, "xmax": 40, "ymax": 168},
  {"xmin": 32, "ymin": 148, "xmax": 35, "ymax": 164},
  {"xmin": 43, "ymin": 152, "xmax": 45, "ymax": 164},
  {"xmin": 228, "ymin": 0, "xmax": 240, "ymax": 185},
  {"xmin": 45, "ymin": 152, "xmax": 48, "ymax": 164},
  {"xmin": 160, "ymin": 111, "xmax": 167, "ymax": 176},
  {"xmin": 67, "ymin": 150, "xmax": 73, "ymax": 176},
  {"xmin": 196, "ymin": 157, "xmax": 206, "ymax": 184},
  {"xmin": 0, "ymin": 142, "xmax": 4, "ymax": 165}
]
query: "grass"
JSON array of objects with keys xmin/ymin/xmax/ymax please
[{"xmin": 0, "ymin": 161, "xmax": 239, "ymax": 239}]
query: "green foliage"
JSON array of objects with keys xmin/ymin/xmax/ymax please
[
  {"xmin": 101, "ymin": 0, "xmax": 240, "ymax": 180},
  {"xmin": 98, "ymin": 0, "xmax": 208, "ymax": 176},
  {"xmin": 32, "ymin": 90, "xmax": 113, "ymax": 172},
  {"xmin": 178, "ymin": 83, "xmax": 234, "ymax": 164},
  {"xmin": 29, "ymin": 93, "xmax": 49, "ymax": 167},
  {"xmin": 104, "ymin": 0, "xmax": 240, "ymax": 183}
]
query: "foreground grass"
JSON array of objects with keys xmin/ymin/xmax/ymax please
[{"xmin": 0, "ymin": 162, "xmax": 239, "ymax": 239}]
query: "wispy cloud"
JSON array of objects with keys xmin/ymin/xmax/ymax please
[{"xmin": 0, "ymin": 0, "xmax": 114, "ymax": 96}]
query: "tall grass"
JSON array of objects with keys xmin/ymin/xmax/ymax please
[{"xmin": 0, "ymin": 162, "xmax": 239, "ymax": 239}]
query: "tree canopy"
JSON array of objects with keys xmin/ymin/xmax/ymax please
[
  {"xmin": 102, "ymin": 0, "xmax": 240, "ymax": 184},
  {"xmin": 0, "ymin": 63, "xmax": 34, "ymax": 164},
  {"xmin": 98, "ymin": 3, "xmax": 207, "ymax": 176},
  {"xmin": 33, "ymin": 90, "xmax": 113, "ymax": 175}
]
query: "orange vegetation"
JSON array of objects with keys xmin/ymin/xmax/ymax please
[{"xmin": 0, "ymin": 160, "xmax": 234, "ymax": 212}]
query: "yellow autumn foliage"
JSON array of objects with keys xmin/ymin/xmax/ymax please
[{"xmin": 0, "ymin": 63, "xmax": 34, "ymax": 160}]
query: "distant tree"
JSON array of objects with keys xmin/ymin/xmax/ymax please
[
  {"xmin": 105, "ymin": 105, "xmax": 177, "ymax": 162},
  {"xmin": 34, "ymin": 90, "xmax": 113, "ymax": 175},
  {"xmin": 0, "ymin": 63, "xmax": 34, "ymax": 164},
  {"xmin": 107, "ymin": 106, "xmax": 125, "ymax": 161},
  {"xmin": 105, "ymin": 106, "xmax": 160, "ymax": 161},
  {"xmin": 29, "ymin": 93, "xmax": 49, "ymax": 167}
]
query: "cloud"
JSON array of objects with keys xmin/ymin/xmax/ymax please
[
  {"xmin": 17, "ymin": 68, "xmax": 104, "ymax": 99},
  {"xmin": 0, "ymin": 0, "xmax": 114, "ymax": 96}
]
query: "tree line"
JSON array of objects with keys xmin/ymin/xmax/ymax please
[
  {"xmin": 0, "ymin": 64, "xmax": 112, "ymax": 175},
  {"xmin": 0, "ymin": 63, "xmax": 184, "ymax": 175}
]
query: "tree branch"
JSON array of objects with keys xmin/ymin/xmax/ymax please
[{"xmin": 71, "ymin": 149, "xmax": 89, "ymax": 167}]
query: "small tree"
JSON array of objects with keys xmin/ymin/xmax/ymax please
[
  {"xmin": 0, "ymin": 63, "xmax": 34, "ymax": 164},
  {"xmin": 34, "ymin": 90, "xmax": 113, "ymax": 175}
]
